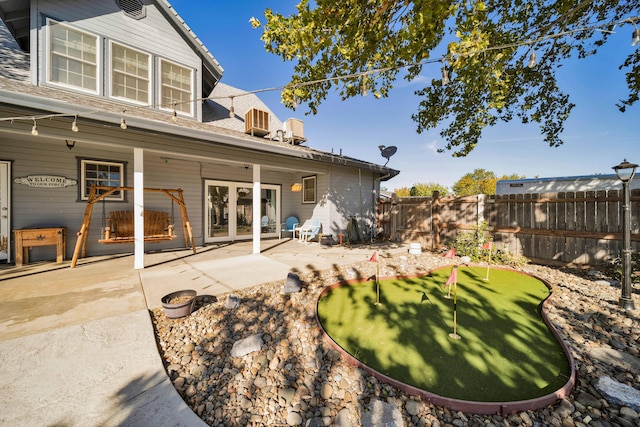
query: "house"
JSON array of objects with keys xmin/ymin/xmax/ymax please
[
  {"xmin": 496, "ymin": 174, "xmax": 640, "ymax": 195},
  {"xmin": 0, "ymin": 0, "xmax": 398, "ymax": 268}
]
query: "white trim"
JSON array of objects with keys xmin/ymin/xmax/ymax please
[
  {"xmin": 108, "ymin": 40, "xmax": 152, "ymax": 106},
  {"xmin": 133, "ymin": 148, "xmax": 144, "ymax": 269},
  {"xmin": 45, "ymin": 18, "xmax": 101, "ymax": 95},
  {"xmin": 302, "ymin": 175, "xmax": 316, "ymax": 204},
  {"xmin": 158, "ymin": 57, "xmax": 194, "ymax": 117},
  {"xmin": 0, "ymin": 161, "xmax": 11, "ymax": 263},
  {"xmin": 80, "ymin": 159, "xmax": 125, "ymax": 201},
  {"xmin": 204, "ymin": 179, "xmax": 280, "ymax": 243}
]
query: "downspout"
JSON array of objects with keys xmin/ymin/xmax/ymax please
[{"xmin": 373, "ymin": 172, "xmax": 392, "ymax": 240}]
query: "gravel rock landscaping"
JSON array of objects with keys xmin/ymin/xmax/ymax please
[{"xmin": 150, "ymin": 249, "xmax": 640, "ymax": 427}]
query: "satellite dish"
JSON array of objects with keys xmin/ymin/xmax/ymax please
[{"xmin": 378, "ymin": 145, "xmax": 397, "ymax": 166}]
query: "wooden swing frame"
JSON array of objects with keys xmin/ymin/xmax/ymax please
[{"xmin": 71, "ymin": 185, "xmax": 196, "ymax": 268}]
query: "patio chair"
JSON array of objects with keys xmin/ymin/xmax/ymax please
[
  {"xmin": 298, "ymin": 219, "xmax": 321, "ymax": 244},
  {"xmin": 280, "ymin": 216, "xmax": 299, "ymax": 239}
]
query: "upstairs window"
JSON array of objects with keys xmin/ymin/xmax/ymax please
[
  {"xmin": 160, "ymin": 59, "xmax": 193, "ymax": 115},
  {"xmin": 48, "ymin": 20, "xmax": 98, "ymax": 93},
  {"xmin": 110, "ymin": 42, "xmax": 150, "ymax": 104}
]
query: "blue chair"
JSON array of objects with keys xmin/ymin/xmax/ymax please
[{"xmin": 280, "ymin": 216, "xmax": 299, "ymax": 239}]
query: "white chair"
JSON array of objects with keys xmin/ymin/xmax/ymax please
[{"xmin": 298, "ymin": 219, "xmax": 321, "ymax": 244}]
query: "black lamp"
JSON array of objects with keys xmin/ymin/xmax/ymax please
[{"xmin": 612, "ymin": 159, "xmax": 638, "ymax": 311}]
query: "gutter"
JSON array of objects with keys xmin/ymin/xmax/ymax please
[{"xmin": 0, "ymin": 89, "xmax": 399, "ymax": 176}]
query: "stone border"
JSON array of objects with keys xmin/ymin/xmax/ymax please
[{"xmin": 315, "ymin": 265, "xmax": 576, "ymax": 416}]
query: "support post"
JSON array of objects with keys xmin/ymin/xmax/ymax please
[
  {"xmin": 253, "ymin": 164, "xmax": 261, "ymax": 254},
  {"xmin": 134, "ymin": 148, "xmax": 144, "ymax": 269}
]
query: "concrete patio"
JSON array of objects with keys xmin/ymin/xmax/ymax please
[{"xmin": 0, "ymin": 238, "xmax": 407, "ymax": 426}]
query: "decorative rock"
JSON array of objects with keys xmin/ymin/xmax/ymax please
[
  {"xmin": 362, "ymin": 399, "xmax": 404, "ymax": 427},
  {"xmin": 596, "ymin": 376, "xmax": 640, "ymax": 412},
  {"xmin": 589, "ymin": 348, "xmax": 640, "ymax": 372},
  {"xmin": 576, "ymin": 391, "xmax": 602, "ymax": 409},
  {"xmin": 320, "ymin": 383, "xmax": 333, "ymax": 400},
  {"xmin": 185, "ymin": 384, "xmax": 197, "ymax": 397},
  {"xmin": 620, "ymin": 406, "xmax": 639, "ymax": 420},
  {"xmin": 225, "ymin": 294, "xmax": 241, "ymax": 309},
  {"xmin": 149, "ymin": 251, "xmax": 640, "ymax": 427},
  {"xmin": 335, "ymin": 408, "xmax": 351, "ymax": 427},
  {"xmin": 287, "ymin": 410, "xmax": 303, "ymax": 426},
  {"xmin": 230, "ymin": 334, "xmax": 264, "ymax": 357},
  {"xmin": 284, "ymin": 272, "xmax": 302, "ymax": 294},
  {"xmin": 406, "ymin": 400, "xmax": 421, "ymax": 416},
  {"xmin": 278, "ymin": 387, "xmax": 296, "ymax": 404}
]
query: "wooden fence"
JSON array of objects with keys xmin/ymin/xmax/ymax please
[{"xmin": 377, "ymin": 190, "xmax": 640, "ymax": 266}]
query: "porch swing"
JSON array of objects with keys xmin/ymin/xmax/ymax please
[{"xmin": 70, "ymin": 185, "xmax": 196, "ymax": 268}]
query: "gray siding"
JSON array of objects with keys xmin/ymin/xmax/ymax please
[{"xmin": 34, "ymin": 0, "xmax": 203, "ymax": 120}]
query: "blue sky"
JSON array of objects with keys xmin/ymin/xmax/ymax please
[{"xmin": 170, "ymin": 0, "xmax": 639, "ymax": 191}]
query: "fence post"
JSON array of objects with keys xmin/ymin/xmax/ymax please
[
  {"xmin": 433, "ymin": 190, "xmax": 441, "ymax": 251},
  {"xmin": 477, "ymin": 194, "xmax": 486, "ymax": 226}
]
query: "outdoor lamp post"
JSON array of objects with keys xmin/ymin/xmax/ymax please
[{"xmin": 612, "ymin": 159, "xmax": 638, "ymax": 311}]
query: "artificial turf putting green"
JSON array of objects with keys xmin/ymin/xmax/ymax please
[{"xmin": 317, "ymin": 266, "xmax": 571, "ymax": 402}]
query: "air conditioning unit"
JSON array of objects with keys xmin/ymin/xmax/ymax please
[
  {"xmin": 283, "ymin": 118, "xmax": 306, "ymax": 144},
  {"xmin": 245, "ymin": 108, "xmax": 270, "ymax": 137}
]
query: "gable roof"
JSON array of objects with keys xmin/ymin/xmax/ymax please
[
  {"xmin": 0, "ymin": 15, "xmax": 399, "ymax": 180},
  {"xmin": 0, "ymin": 0, "xmax": 223, "ymax": 97}
]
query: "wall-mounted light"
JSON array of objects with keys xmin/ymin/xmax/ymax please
[
  {"xmin": 291, "ymin": 182, "xmax": 303, "ymax": 192},
  {"xmin": 65, "ymin": 139, "xmax": 76, "ymax": 150}
]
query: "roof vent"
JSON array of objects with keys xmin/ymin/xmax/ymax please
[{"xmin": 116, "ymin": 0, "xmax": 146, "ymax": 20}]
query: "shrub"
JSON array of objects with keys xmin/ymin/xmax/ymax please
[
  {"xmin": 603, "ymin": 252, "xmax": 640, "ymax": 285},
  {"xmin": 448, "ymin": 221, "xmax": 529, "ymax": 268}
]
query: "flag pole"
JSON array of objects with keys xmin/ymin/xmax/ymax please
[
  {"xmin": 483, "ymin": 242, "xmax": 492, "ymax": 281},
  {"xmin": 370, "ymin": 251, "xmax": 381, "ymax": 305},
  {"xmin": 376, "ymin": 257, "xmax": 380, "ymax": 305},
  {"xmin": 449, "ymin": 268, "xmax": 461, "ymax": 340}
]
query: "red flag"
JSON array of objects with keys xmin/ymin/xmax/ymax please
[
  {"xmin": 482, "ymin": 242, "xmax": 492, "ymax": 250},
  {"xmin": 443, "ymin": 248, "xmax": 456, "ymax": 258},
  {"xmin": 369, "ymin": 251, "xmax": 379, "ymax": 262},
  {"xmin": 444, "ymin": 267, "xmax": 457, "ymax": 287}
]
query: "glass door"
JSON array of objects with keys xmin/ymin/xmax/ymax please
[
  {"xmin": 205, "ymin": 180, "xmax": 279, "ymax": 243},
  {"xmin": 235, "ymin": 186, "xmax": 253, "ymax": 238},
  {"xmin": 206, "ymin": 182, "xmax": 230, "ymax": 240},
  {"xmin": 0, "ymin": 162, "xmax": 9, "ymax": 262}
]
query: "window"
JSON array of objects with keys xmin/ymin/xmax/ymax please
[
  {"xmin": 160, "ymin": 59, "xmax": 193, "ymax": 115},
  {"xmin": 80, "ymin": 159, "xmax": 125, "ymax": 201},
  {"xmin": 110, "ymin": 42, "xmax": 150, "ymax": 104},
  {"xmin": 48, "ymin": 20, "xmax": 98, "ymax": 93},
  {"xmin": 302, "ymin": 176, "xmax": 316, "ymax": 204}
]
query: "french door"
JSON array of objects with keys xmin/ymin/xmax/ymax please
[
  {"xmin": 0, "ymin": 161, "xmax": 10, "ymax": 262},
  {"xmin": 205, "ymin": 180, "xmax": 279, "ymax": 243}
]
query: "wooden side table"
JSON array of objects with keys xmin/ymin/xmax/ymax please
[{"xmin": 13, "ymin": 227, "xmax": 66, "ymax": 267}]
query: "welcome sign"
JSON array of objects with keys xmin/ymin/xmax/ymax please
[{"xmin": 15, "ymin": 175, "xmax": 77, "ymax": 188}]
